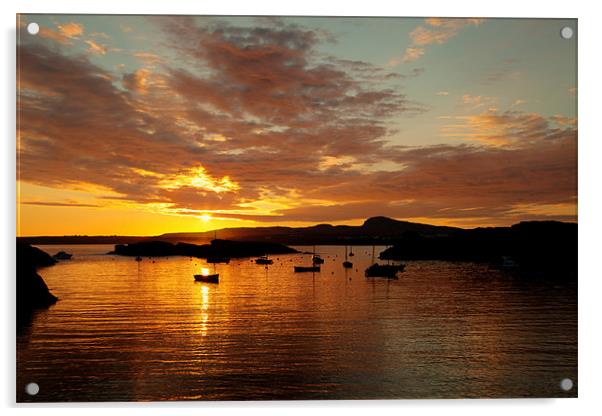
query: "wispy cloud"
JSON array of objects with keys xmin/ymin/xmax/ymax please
[
  {"xmin": 84, "ymin": 39, "xmax": 107, "ymax": 55},
  {"xmin": 22, "ymin": 201, "xmax": 101, "ymax": 208},
  {"xmin": 18, "ymin": 19, "xmax": 421, "ymax": 222},
  {"xmin": 389, "ymin": 18, "xmax": 485, "ymax": 66},
  {"xmin": 440, "ymin": 109, "xmax": 576, "ymax": 147},
  {"xmin": 17, "ymin": 17, "xmax": 576, "ymax": 227}
]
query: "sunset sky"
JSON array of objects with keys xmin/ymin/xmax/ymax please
[{"xmin": 17, "ymin": 15, "xmax": 577, "ymax": 236}]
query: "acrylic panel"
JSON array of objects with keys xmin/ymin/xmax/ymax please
[{"xmin": 16, "ymin": 15, "xmax": 577, "ymax": 402}]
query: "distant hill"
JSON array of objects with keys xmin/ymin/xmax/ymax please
[
  {"xmin": 16, "ymin": 217, "xmax": 576, "ymax": 251},
  {"xmin": 380, "ymin": 220, "xmax": 577, "ymax": 275},
  {"xmin": 18, "ymin": 217, "xmax": 460, "ymax": 245},
  {"xmin": 157, "ymin": 216, "xmax": 460, "ymax": 245}
]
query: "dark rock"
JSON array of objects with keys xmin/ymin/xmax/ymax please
[
  {"xmin": 17, "ymin": 243, "xmax": 59, "ymax": 324},
  {"xmin": 379, "ymin": 221, "xmax": 577, "ymax": 276},
  {"xmin": 112, "ymin": 239, "xmax": 297, "ymax": 259}
]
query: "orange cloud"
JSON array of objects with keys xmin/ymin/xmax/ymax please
[
  {"xmin": 390, "ymin": 18, "xmax": 485, "ymax": 66},
  {"xmin": 122, "ymin": 69, "xmax": 151, "ymax": 93},
  {"xmin": 38, "ymin": 27, "xmax": 69, "ymax": 44},
  {"xmin": 58, "ymin": 22, "xmax": 83, "ymax": 38},
  {"xmin": 441, "ymin": 110, "xmax": 575, "ymax": 147},
  {"xmin": 85, "ymin": 39, "xmax": 107, "ymax": 55},
  {"xmin": 17, "ymin": 18, "xmax": 576, "ymax": 229},
  {"xmin": 133, "ymin": 52, "xmax": 162, "ymax": 65},
  {"xmin": 411, "ymin": 18, "xmax": 484, "ymax": 45},
  {"xmin": 158, "ymin": 166, "xmax": 240, "ymax": 194}
]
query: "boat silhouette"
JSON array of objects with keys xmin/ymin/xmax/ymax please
[
  {"xmin": 206, "ymin": 256, "xmax": 230, "ymax": 264},
  {"xmin": 194, "ymin": 273, "xmax": 219, "ymax": 283},
  {"xmin": 255, "ymin": 255, "xmax": 273, "ymax": 265},
  {"xmin": 342, "ymin": 246, "xmax": 353, "ymax": 268},
  {"xmin": 311, "ymin": 245, "xmax": 324, "ymax": 264},
  {"xmin": 294, "ymin": 265, "xmax": 320, "ymax": 273},
  {"xmin": 295, "ymin": 245, "xmax": 322, "ymax": 272},
  {"xmin": 365, "ymin": 263, "xmax": 404, "ymax": 278},
  {"xmin": 364, "ymin": 246, "xmax": 405, "ymax": 278}
]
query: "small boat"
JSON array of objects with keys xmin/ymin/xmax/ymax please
[
  {"xmin": 365, "ymin": 263, "xmax": 405, "ymax": 278},
  {"xmin": 311, "ymin": 245, "xmax": 324, "ymax": 264},
  {"xmin": 342, "ymin": 246, "xmax": 353, "ymax": 268},
  {"xmin": 364, "ymin": 245, "xmax": 404, "ymax": 278},
  {"xmin": 255, "ymin": 255, "xmax": 273, "ymax": 265},
  {"xmin": 294, "ymin": 265, "xmax": 320, "ymax": 273},
  {"xmin": 206, "ymin": 256, "xmax": 230, "ymax": 264},
  {"xmin": 194, "ymin": 273, "xmax": 219, "ymax": 283},
  {"xmin": 53, "ymin": 251, "xmax": 73, "ymax": 260},
  {"xmin": 135, "ymin": 256, "xmax": 142, "ymax": 262}
]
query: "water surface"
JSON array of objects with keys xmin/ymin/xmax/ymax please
[{"xmin": 17, "ymin": 245, "xmax": 577, "ymax": 401}]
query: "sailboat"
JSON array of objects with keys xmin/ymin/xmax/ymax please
[
  {"xmin": 294, "ymin": 265, "xmax": 320, "ymax": 272},
  {"xmin": 207, "ymin": 229, "xmax": 230, "ymax": 264},
  {"xmin": 255, "ymin": 255, "xmax": 273, "ymax": 265},
  {"xmin": 194, "ymin": 265, "xmax": 219, "ymax": 283},
  {"xmin": 365, "ymin": 246, "xmax": 405, "ymax": 278},
  {"xmin": 342, "ymin": 245, "xmax": 353, "ymax": 268},
  {"xmin": 311, "ymin": 245, "xmax": 324, "ymax": 264},
  {"xmin": 294, "ymin": 246, "xmax": 321, "ymax": 272}
]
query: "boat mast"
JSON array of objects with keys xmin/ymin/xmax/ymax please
[{"xmin": 372, "ymin": 245, "xmax": 375, "ymax": 264}]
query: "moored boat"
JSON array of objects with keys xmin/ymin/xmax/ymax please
[
  {"xmin": 206, "ymin": 256, "xmax": 230, "ymax": 264},
  {"xmin": 294, "ymin": 265, "xmax": 320, "ymax": 273},
  {"xmin": 342, "ymin": 246, "xmax": 353, "ymax": 268},
  {"xmin": 310, "ymin": 245, "xmax": 324, "ymax": 264},
  {"xmin": 365, "ymin": 245, "xmax": 405, "ymax": 278},
  {"xmin": 312, "ymin": 255, "xmax": 325, "ymax": 264},
  {"xmin": 255, "ymin": 255, "xmax": 273, "ymax": 265},
  {"xmin": 365, "ymin": 263, "xmax": 405, "ymax": 278},
  {"xmin": 194, "ymin": 273, "xmax": 219, "ymax": 283}
]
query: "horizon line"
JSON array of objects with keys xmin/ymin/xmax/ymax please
[{"xmin": 16, "ymin": 217, "xmax": 578, "ymax": 239}]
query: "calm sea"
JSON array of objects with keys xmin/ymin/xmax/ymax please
[{"xmin": 17, "ymin": 244, "xmax": 577, "ymax": 401}]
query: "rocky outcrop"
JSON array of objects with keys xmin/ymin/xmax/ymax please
[
  {"xmin": 379, "ymin": 221, "xmax": 577, "ymax": 275},
  {"xmin": 17, "ymin": 243, "xmax": 58, "ymax": 321},
  {"xmin": 111, "ymin": 239, "xmax": 298, "ymax": 259}
]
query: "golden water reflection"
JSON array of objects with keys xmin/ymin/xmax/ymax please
[{"xmin": 16, "ymin": 244, "xmax": 577, "ymax": 401}]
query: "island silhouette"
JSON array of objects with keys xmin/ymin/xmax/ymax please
[{"xmin": 17, "ymin": 216, "xmax": 577, "ymax": 326}]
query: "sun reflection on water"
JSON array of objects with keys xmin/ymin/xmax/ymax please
[{"xmin": 200, "ymin": 285, "xmax": 209, "ymax": 336}]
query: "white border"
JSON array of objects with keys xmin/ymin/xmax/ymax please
[{"xmin": 3, "ymin": 1, "xmax": 601, "ymax": 415}]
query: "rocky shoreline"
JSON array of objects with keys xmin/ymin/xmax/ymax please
[
  {"xmin": 17, "ymin": 243, "xmax": 58, "ymax": 326},
  {"xmin": 111, "ymin": 239, "xmax": 298, "ymax": 259}
]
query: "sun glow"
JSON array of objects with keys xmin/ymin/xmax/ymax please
[
  {"xmin": 159, "ymin": 166, "xmax": 239, "ymax": 194},
  {"xmin": 201, "ymin": 268, "xmax": 210, "ymax": 276},
  {"xmin": 200, "ymin": 213, "xmax": 212, "ymax": 222}
]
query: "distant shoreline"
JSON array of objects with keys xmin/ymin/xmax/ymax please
[
  {"xmin": 17, "ymin": 217, "xmax": 577, "ymax": 276},
  {"xmin": 15, "ymin": 216, "xmax": 578, "ymax": 246}
]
